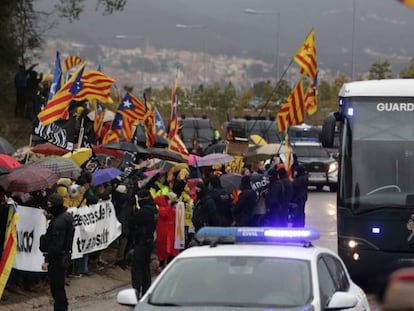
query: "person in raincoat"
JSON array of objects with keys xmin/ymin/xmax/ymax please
[{"xmin": 154, "ymin": 194, "xmax": 178, "ymax": 270}]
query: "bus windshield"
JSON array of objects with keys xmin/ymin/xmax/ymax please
[{"xmin": 340, "ymin": 97, "xmax": 414, "ymax": 213}]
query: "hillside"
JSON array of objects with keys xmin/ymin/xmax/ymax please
[{"xmin": 0, "ymin": 95, "xmax": 33, "ymax": 150}]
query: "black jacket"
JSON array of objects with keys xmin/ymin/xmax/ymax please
[
  {"xmin": 233, "ymin": 181, "xmax": 257, "ymax": 226},
  {"xmin": 292, "ymin": 174, "xmax": 308, "ymax": 205},
  {"xmin": 209, "ymin": 187, "xmax": 233, "ymax": 226},
  {"xmin": 41, "ymin": 206, "xmax": 75, "ymax": 263},
  {"xmin": 193, "ymin": 193, "xmax": 221, "ymax": 231},
  {"xmin": 129, "ymin": 198, "xmax": 158, "ymax": 244}
]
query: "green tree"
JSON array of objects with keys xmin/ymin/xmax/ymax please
[
  {"xmin": 400, "ymin": 58, "xmax": 414, "ymax": 78},
  {"xmin": 368, "ymin": 60, "xmax": 393, "ymax": 80},
  {"xmin": 274, "ymin": 79, "xmax": 291, "ymax": 104},
  {"xmin": 55, "ymin": 0, "xmax": 126, "ymax": 22}
]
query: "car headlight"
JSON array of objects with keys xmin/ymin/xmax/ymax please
[{"xmin": 328, "ymin": 162, "xmax": 338, "ymax": 173}]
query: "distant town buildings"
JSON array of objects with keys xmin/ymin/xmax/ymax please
[{"xmin": 38, "ymin": 38, "xmax": 335, "ymax": 90}]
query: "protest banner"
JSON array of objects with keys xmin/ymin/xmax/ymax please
[{"xmin": 174, "ymin": 201, "xmax": 185, "ymax": 250}]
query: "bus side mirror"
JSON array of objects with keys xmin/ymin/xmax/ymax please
[{"xmin": 321, "ymin": 112, "xmax": 342, "ymax": 148}]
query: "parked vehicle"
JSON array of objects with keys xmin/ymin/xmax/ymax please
[
  {"xmin": 178, "ymin": 116, "xmax": 215, "ymax": 153},
  {"xmin": 292, "ymin": 141, "xmax": 338, "ymax": 192}
]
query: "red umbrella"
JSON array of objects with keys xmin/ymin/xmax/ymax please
[
  {"xmin": 31, "ymin": 143, "xmax": 68, "ymax": 156},
  {"xmin": 0, "ymin": 154, "xmax": 22, "ymax": 170},
  {"xmin": 92, "ymin": 144, "xmax": 124, "ymax": 158},
  {"xmin": 0, "ymin": 166, "xmax": 59, "ymax": 192}
]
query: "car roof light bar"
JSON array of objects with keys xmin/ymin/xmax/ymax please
[{"xmin": 196, "ymin": 227, "xmax": 320, "ymax": 244}]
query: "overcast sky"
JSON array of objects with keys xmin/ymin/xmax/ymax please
[{"xmin": 39, "ymin": 0, "xmax": 414, "ymax": 75}]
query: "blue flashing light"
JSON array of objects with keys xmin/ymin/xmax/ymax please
[
  {"xmin": 347, "ymin": 107, "xmax": 354, "ymax": 116},
  {"xmin": 196, "ymin": 227, "xmax": 320, "ymax": 243},
  {"xmin": 372, "ymin": 227, "xmax": 380, "ymax": 234}
]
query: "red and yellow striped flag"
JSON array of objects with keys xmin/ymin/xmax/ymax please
[
  {"xmin": 102, "ymin": 113, "xmax": 122, "ymax": 144},
  {"xmin": 169, "ymin": 78, "xmax": 179, "ymax": 140},
  {"xmin": 167, "ymin": 78, "xmax": 189, "ymax": 160},
  {"xmin": 93, "ymin": 103, "xmax": 106, "ymax": 139},
  {"xmin": 398, "ymin": 0, "xmax": 414, "ymax": 9},
  {"xmin": 74, "ymin": 70, "xmax": 115, "ymax": 104},
  {"xmin": 143, "ymin": 105, "xmax": 156, "ymax": 148},
  {"xmin": 294, "ymin": 30, "xmax": 318, "ymax": 80},
  {"xmin": 277, "ymin": 80, "xmax": 305, "ymax": 132},
  {"xmin": 0, "ymin": 203, "xmax": 19, "ymax": 299},
  {"xmin": 38, "ymin": 64, "xmax": 85, "ymax": 125},
  {"xmin": 63, "ymin": 55, "xmax": 82, "ymax": 71},
  {"xmin": 304, "ymin": 82, "xmax": 318, "ymax": 116},
  {"xmin": 118, "ymin": 93, "xmax": 146, "ymax": 122}
]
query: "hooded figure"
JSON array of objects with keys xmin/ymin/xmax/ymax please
[
  {"xmin": 292, "ymin": 165, "xmax": 309, "ymax": 227},
  {"xmin": 128, "ymin": 188, "xmax": 158, "ymax": 298},
  {"xmin": 40, "ymin": 194, "xmax": 75, "ymax": 311},
  {"xmin": 192, "ymin": 182, "xmax": 221, "ymax": 231},
  {"xmin": 233, "ymin": 175, "xmax": 257, "ymax": 226},
  {"xmin": 208, "ymin": 175, "xmax": 233, "ymax": 226}
]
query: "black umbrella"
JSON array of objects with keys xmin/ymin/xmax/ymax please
[
  {"xmin": 147, "ymin": 148, "xmax": 186, "ymax": 163},
  {"xmin": 103, "ymin": 142, "xmax": 149, "ymax": 155},
  {"xmin": 203, "ymin": 143, "xmax": 226, "ymax": 155},
  {"xmin": 134, "ymin": 124, "xmax": 169, "ymax": 148},
  {"xmin": 220, "ymin": 173, "xmax": 242, "ymax": 193}
]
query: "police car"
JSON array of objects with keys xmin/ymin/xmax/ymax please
[{"xmin": 117, "ymin": 227, "xmax": 371, "ymax": 310}]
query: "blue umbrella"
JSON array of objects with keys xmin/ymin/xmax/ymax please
[{"xmin": 92, "ymin": 167, "xmax": 123, "ymax": 186}]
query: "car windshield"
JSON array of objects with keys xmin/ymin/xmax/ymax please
[
  {"xmin": 340, "ymin": 97, "xmax": 414, "ymax": 212},
  {"xmin": 148, "ymin": 256, "xmax": 312, "ymax": 307},
  {"xmin": 293, "ymin": 145, "xmax": 330, "ymax": 158}
]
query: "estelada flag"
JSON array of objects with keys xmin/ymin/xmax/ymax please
[
  {"xmin": 294, "ymin": 29, "xmax": 318, "ymax": 80},
  {"xmin": 38, "ymin": 64, "xmax": 85, "ymax": 126},
  {"xmin": 118, "ymin": 93, "xmax": 146, "ymax": 122},
  {"xmin": 143, "ymin": 105, "xmax": 156, "ymax": 148},
  {"xmin": 74, "ymin": 70, "xmax": 116, "ymax": 104},
  {"xmin": 169, "ymin": 78, "xmax": 179, "ymax": 139}
]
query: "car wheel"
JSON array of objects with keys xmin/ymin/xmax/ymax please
[{"xmin": 316, "ymin": 185, "xmax": 323, "ymax": 191}]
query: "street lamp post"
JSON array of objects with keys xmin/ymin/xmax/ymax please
[
  {"xmin": 115, "ymin": 34, "xmax": 146, "ymax": 92},
  {"xmin": 176, "ymin": 24, "xmax": 208, "ymax": 85},
  {"xmin": 244, "ymin": 8, "xmax": 281, "ymax": 82},
  {"xmin": 351, "ymin": 0, "xmax": 357, "ymax": 80}
]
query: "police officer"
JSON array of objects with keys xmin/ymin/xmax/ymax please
[
  {"xmin": 129, "ymin": 189, "xmax": 158, "ymax": 298},
  {"xmin": 40, "ymin": 194, "xmax": 75, "ymax": 311},
  {"xmin": 291, "ymin": 165, "xmax": 309, "ymax": 227}
]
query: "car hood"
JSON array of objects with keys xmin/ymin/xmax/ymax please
[
  {"xmin": 135, "ymin": 303, "xmax": 314, "ymax": 311},
  {"xmin": 298, "ymin": 157, "xmax": 333, "ymax": 163}
]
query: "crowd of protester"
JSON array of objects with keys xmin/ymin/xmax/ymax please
[{"xmin": 0, "ymin": 151, "xmax": 309, "ymax": 307}]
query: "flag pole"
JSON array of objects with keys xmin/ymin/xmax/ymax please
[
  {"xmin": 247, "ymin": 57, "xmax": 295, "ymax": 146},
  {"xmin": 77, "ymin": 117, "xmax": 85, "ymax": 148},
  {"xmin": 24, "ymin": 134, "xmax": 33, "ymax": 164},
  {"xmin": 247, "ymin": 28, "xmax": 316, "ymax": 146}
]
